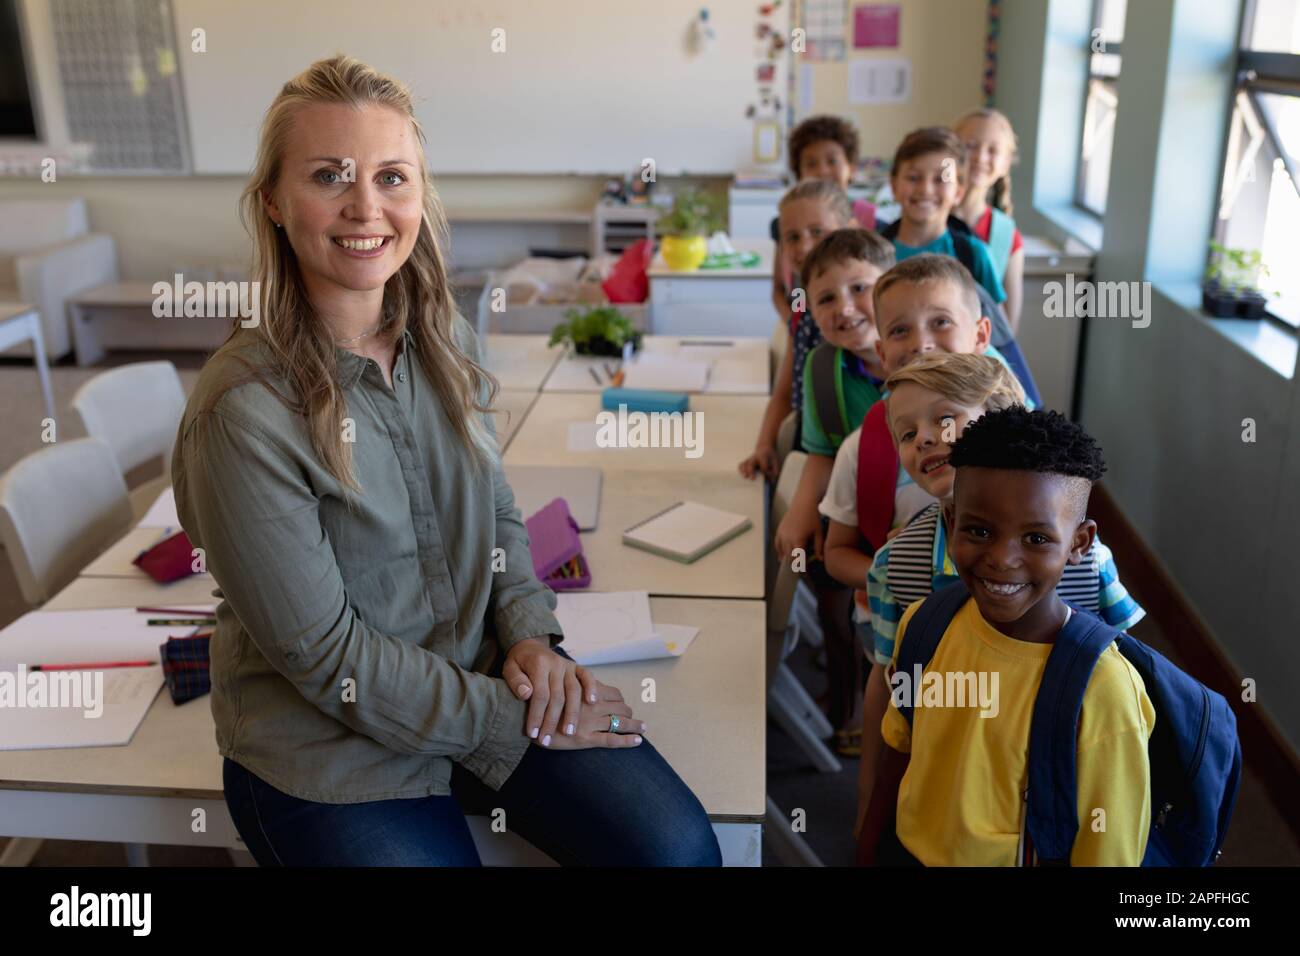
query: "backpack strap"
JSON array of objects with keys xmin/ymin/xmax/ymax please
[
  {"xmin": 947, "ymin": 217, "xmax": 978, "ymax": 274},
  {"xmin": 986, "ymin": 207, "xmax": 1016, "ymax": 278},
  {"xmin": 855, "ymin": 400, "xmax": 900, "ymax": 552},
  {"xmin": 893, "ymin": 580, "xmax": 971, "ymax": 729},
  {"xmin": 808, "ymin": 343, "xmax": 847, "ymax": 446},
  {"xmin": 1025, "ymin": 609, "xmax": 1123, "ymax": 866}
]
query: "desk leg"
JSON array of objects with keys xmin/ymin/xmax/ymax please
[
  {"xmin": 71, "ymin": 303, "xmax": 106, "ymax": 367},
  {"xmin": 25, "ymin": 313, "xmax": 57, "ymax": 423}
]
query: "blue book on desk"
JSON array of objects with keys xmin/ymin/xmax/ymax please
[{"xmin": 601, "ymin": 388, "xmax": 689, "ymax": 414}]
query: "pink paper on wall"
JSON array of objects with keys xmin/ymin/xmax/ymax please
[{"xmin": 854, "ymin": 4, "xmax": 900, "ymax": 48}]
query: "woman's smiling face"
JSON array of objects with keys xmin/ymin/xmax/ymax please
[{"xmin": 265, "ymin": 102, "xmax": 424, "ymax": 297}]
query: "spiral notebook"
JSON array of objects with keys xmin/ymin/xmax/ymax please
[{"xmin": 622, "ymin": 501, "xmax": 752, "ymax": 564}]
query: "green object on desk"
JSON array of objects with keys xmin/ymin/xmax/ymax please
[{"xmin": 698, "ymin": 251, "xmax": 761, "ymax": 270}]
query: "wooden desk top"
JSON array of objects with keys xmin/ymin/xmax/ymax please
[
  {"xmin": 570, "ymin": 468, "xmax": 764, "ymax": 600},
  {"xmin": 0, "ymin": 579, "xmax": 765, "ymax": 822},
  {"xmin": 543, "ymin": 336, "xmax": 770, "ymax": 395},
  {"xmin": 503, "ymin": 392, "xmax": 767, "ymax": 474},
  {"xmin": 483, "ymin": 333, "xmax": 564, "ymax": 391}
]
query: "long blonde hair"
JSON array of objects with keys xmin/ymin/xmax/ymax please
[
  {"xmin": 954, "ymin": 107, "xmax": 1019, "ymax": 217},
  {"xmin": 209, "ymin": 54, "xmax": 497, "ymax": 494}
]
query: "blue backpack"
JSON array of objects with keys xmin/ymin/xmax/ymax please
[{"xmin": 897, "ymin": 580, "xmax": 1242, "ymax": 866}]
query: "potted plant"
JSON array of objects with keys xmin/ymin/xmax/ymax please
[
  {"xmin": 1203, "ymin": 241, "xmax": 1273, "ymax": 319},
  {"xmin": 547, "ymin": 305, "xmax": 643, "ymax": 357},
  {"xmin": 656, "ymin": 188, "xmax": 723, "ymax": 271}
]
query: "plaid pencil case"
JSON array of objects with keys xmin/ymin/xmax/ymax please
[
  {"xmin": 524, "ymin": 498, "xmax": 591, "ymax": 591},
  {"xmin": 159, "ymin": 633, "xmax": 211, "ymax": 704}
]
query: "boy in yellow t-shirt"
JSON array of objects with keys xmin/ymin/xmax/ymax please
[{"xmin": 859, "ymin": 406, "xmax": 1155, "ymax": 866}]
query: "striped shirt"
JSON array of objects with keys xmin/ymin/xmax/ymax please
[{"xmin": 865, "ymin": 502, "xmax": 1146, "ymax": 665}]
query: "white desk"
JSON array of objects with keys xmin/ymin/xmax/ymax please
[
  {"xmin": 0, "ymin": 303, "xmax": 56, "ymax": 424},
  {"xmin": 0, "ymin": 572, "xmax": 764, "ymax": 864},
  {"xmin": 491, "ymin": 389, "xmax": 539, "ymax": 452},
  {"xmin": 575, "ymin": 469, "xmax": 764, "ymax": 600},
  {"xmin": 543, "ymin": 336, "xmax": 770, "ymax": 395},
  {"xmin": 504, "ymin": 392, "xmax": 767, "ymax": 474},
  {"xmin": 483, "ymin": 334, "xmax": 564, "ymax": 391},
  {"xmin": 68, "ymin": 281, "xmax": 231, "ymax": 367},
  {"xmin": 647, "ymin": 239, "xmax": 775, "ymax": 337}
]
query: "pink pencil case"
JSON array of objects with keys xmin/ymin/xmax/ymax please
[{"xmin": 524, "ymin": 498, "xmax": 592, "ymax": 591}]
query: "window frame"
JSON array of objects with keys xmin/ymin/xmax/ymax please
[
  {"xmin": 1211, "ymin": 0, "xmax": 1300, "ymax": 331},
  {"xmin": 1074, "ymin": 0, "xmax": 1124, "ymax": 219}
]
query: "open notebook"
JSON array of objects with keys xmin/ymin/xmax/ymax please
[{"xmin": 623, "ymin": 501, "xmax": 752, "ymax": 564}]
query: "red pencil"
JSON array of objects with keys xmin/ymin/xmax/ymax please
[{"xmin": 31, "ymin": 661, "xmax": 156, "ymax": 672}]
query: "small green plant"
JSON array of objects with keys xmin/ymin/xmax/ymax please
[
  {"xmin": 655, "ymin": 188, "xmax": 724, "ymax": 238},
  {"xmin": 548, "ymin": 305, "xmax": 642, "ymax": 356},
  {"xmin": 1205, "ymin": 241, "xmax": 1270, "ymax": 295}
]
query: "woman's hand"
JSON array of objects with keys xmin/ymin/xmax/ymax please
[
  {"xmin": 542, "ymin": 680, "xmax": 646, "ymax": 751},
  {"xmin": 504, "ymin": 638, "xmax": 599, "ymax": 746}
]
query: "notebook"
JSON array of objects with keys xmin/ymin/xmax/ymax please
[
  {"xmin": 505, "ymin": 465, "xmax": 602, "ymax": 530},
  {"xmin": 622, "ymin": 501, "xmax": 753, "ymax": 564}
]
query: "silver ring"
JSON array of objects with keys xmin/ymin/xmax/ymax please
[{"xmin": 608, "ymin": 715, "xmax": 622, "ymax": 733}]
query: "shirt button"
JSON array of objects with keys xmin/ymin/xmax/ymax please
[{"xmin": 398, "ymin": 371, "xmax": 407, "ymax": 383}]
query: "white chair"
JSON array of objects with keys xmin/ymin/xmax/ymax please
[
  {"xmin": 769, "ymin": 316, "xmax": 788, "ymax": 382},
  {"xmin": 0, "ymin": 438, "xmax": 133, "ymax": 606},
  {"xmin": 767, "ymin": 451, "xmax": 840, "ymax": 775},
  {"xmin": 72, "ymin": 362, "xmax": 186, "ymax": 521},
  {"xmin": 0, "ymin": 437, "xmax": 135, "ymax": 867},
  {"xmin": 772, "ymin": 409, "xmax": 824, "ymax": 650},
  {"xmin": 0, "ymin": 199, "xmax": 119, "ymax": 361}
]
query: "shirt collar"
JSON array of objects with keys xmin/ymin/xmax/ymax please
[{"xmin": 333, "ymin": 326, "xmax": 415, "ymax": 390}]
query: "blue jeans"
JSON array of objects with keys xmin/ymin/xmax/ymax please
[{"xmin": 223, "ymin": 736, "xmax": 722, "ymax": 866}]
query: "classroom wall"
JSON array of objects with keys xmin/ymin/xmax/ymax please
[
  {"xmin": 797, "ymin": 0, "xmax": 990, "ymax": 160},
  {"xmin": 997, "ymin": 0, "xmax": 1300, "ymax": 753}
]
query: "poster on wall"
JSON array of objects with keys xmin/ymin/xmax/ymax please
[
  {"xmin": 801, "ymin": 0, "xmax": 848, "ymax": 62},
  {"xmin": 847, "ymin": 57, "xmax": 910, "ymax": 105},
  {"xmin": 853, "ymin": 4, "xmax": 900, "ymax": 49}
]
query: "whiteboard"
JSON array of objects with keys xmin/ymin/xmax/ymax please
[{"xmin": 174, "ymin": 0, "xmax": 780, "ymax": 175}]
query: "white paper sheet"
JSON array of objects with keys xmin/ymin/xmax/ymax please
[
  {"xmin": 0, "ymin": 666, "xmax": 164, "ymax": 750},
  {"xmin": 566, "ymin": 421, "xmax": 605, "ymax": 451},
  {"xmin": 0, "ymin": 606, "xmax": 214, "ymax": 669},
  {"xmin": 137, "ymin": 486, "xmax": 179, "ymax": 528},
  {"xmin": 620, "ymin": 353, "xmax": 712, "ymax": 392},
  {"xmin": 553, "ymin": 592, "xmax": 698, "ymax": 665}
]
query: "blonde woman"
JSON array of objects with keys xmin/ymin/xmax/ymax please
[{"xmin": 173, "ymin": 55, "xmax": 719, "ymax": 866}]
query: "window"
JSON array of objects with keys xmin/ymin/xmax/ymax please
[
  {"xmin": 1076, "ymin": 0, "xmax": 1127, "ymax": 216},
  {"xmin": 1216, "ymin": 0, "xmax": 1300, "ymax": 328}
]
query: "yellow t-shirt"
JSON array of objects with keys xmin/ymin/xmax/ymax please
[{"xmin": 882, "ymin": 598, "xmax": 1156, "ymax": 866}]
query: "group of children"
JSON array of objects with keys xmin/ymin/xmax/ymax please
[{"xmin": 739, "ymin": 112, "xmax": 1159, "ymax": 866}]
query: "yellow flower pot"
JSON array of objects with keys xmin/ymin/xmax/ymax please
[{"xmin": 661, "ymin": 235, "xmax": 707, "ymax": 272}]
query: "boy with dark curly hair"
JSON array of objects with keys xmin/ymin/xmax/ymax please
[{"xmin": 860, "ymin": 407, "xmax": 1155, "ymax": 866}]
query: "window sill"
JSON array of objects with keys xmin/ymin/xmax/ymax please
[
  {"xmin": 1154, "ymin": 282, "xmax": 1298, "ymax": 380},
  {"xmin": 1034, "ymin": 203, "xmax": 1104, "ymax": 253}
]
